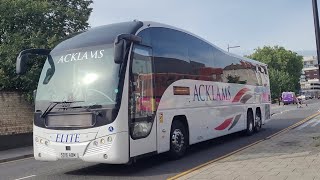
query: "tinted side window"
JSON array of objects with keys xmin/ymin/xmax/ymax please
[
  {"xmin": 240, "ymin": 61, "xmax": 259, "ymax": 85},
  {"xmin": 137, "ymin": 29, "xmax": 151, "ymax": 47},
  {"xmin": 213, "ymin": 49, "xmax": 257, "ymax": 85},
  {"xmin": 148, "ymin": 27, "xmax": 191, "ymax": 99},
  {"xmin": 150, "ymin": 27, "xmax": 190, "ymax": 75},
  {"xmin": 188, "ymin": 36, "xmax": 214, "ymax": 81}
]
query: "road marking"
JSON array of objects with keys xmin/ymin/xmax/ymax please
[
  {"xmin": 296, "ymin": 118, "xmax": 319, "ymax": 130},
  {"xmin": 0, "ymin": 157, "xmax": 34, "ymax": 165},
  {"xmin": 14, "ymin": 175, "xmax": 36, "ymax": 180},
  {"xmin": 266, "ymin": 112, "xmax": 320, "ymax": 139},
  {"xmin": 167, "ymin": 111, "xmax": 320, "ymax": 180},
  {"xmin": 311, "ymin": 118, "xmax": 320, "ymax": 127}
]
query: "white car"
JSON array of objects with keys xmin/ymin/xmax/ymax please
[
  {"xmin": 297, "ymin": 95, "xmax": 306, "ymax": 100},
  {"xmin": 305, "ymin": 94, "xmax": 312, "ymax": 100}
]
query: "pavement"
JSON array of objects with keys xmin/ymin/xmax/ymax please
[
  {"xmin": 0, "ymin": 146, "xmax": 33, "ymax": 163},
  {"xmin": 175, "ymin": 114, "xmax": 320, "ymax": 180}
]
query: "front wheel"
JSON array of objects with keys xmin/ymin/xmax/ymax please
[{"xmin": 168, "ymin": 121, "xmax": 188, "ymax": 159}]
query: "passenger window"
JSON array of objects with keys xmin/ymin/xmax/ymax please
[
  {"xmin": 150, "ymin": 27, "xmax": 190, "ymax": 75},
  {"xmin": 149, "ymin": 27, "xmax": 191, "ymax": 101},
  {"xmin": 188, "ymin": 36, "xmax": 214, "ymax": 81}
]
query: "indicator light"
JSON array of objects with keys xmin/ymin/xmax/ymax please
[{"xmin": 107, "ymin": 136, "xmax": 112, "ymax": 142}]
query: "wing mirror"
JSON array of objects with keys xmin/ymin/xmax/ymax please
[
  {"xmin": 16, "ymin": 49, "xmax": 51, "ymax": 75},
  {"xmin": 16, "ymin": 53, "xmax": 29, "ymax": 74}
]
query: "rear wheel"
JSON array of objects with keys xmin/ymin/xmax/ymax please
[
  {"xmin": 168, "ymin": 120, "xmax": 188, "ymax": 159},
  {"xmin": 246, "ymin": 110, "xmax": 254, "ymax": 136},
  {"xmin": 254, "ymin": 110, "xmax": 262, "ymax": 132}
]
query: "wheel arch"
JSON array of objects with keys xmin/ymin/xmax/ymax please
[{"xmin": 172, "ymin": 115, "xmax": 190, "ymax": 144}]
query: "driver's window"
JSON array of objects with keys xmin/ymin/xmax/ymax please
[{"xmin": 130, "ymin": 45, "xmax": 154, "ymax": 139}]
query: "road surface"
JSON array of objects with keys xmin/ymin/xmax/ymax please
[{"xmin": 2, "ymin": 99, "xmax": 320, "ymax": 180}]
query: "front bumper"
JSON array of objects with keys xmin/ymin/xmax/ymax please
[{"xmin": 33, "ymin": 132, "xmax": 129, "ymax": 164}]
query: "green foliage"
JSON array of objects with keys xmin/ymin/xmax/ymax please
[
  {"xmin": 0, "ymin": 0, "xmax": 93, "ymax": 102},
  {"xmin": 247, "ymin": 46, "xmax": 303, "ymax": 99},
  {"xmin": 268, "ymin": 69, "xmax": 293, "ymax": 98}
]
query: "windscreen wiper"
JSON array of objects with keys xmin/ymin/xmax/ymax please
[
  {"xmin": 41, "ymin": 101, "xmax": 84, "ymax": 118},
  {"xmin": 59, "ymin": 104, "xmax": 102, "ymax": 116}
]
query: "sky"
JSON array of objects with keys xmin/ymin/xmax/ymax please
[{"xmin": 88, "ymin": 0, "xmax": 317, "ymax": 56}]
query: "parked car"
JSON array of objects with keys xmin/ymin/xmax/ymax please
[
  {"xmin": 305, "ymin": 94, "xmax": 312, "ymax": 100},
  {"xmin": 282, "ymin": 92, "xmax": 297, "ymax": 105}
]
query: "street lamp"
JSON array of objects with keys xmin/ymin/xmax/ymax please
[
  {"xmin": 227, "ymin": 44, "xmax": 240, "ymax": 52},
  {"xmin": 312, "ymin": 0, "xmax": 320, "ymax": 80}
]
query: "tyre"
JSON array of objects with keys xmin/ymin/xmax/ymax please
[
  {"xmin": 254, "ymin": 111, "xmax": 262, "ymax": 132},
  {"xmin": 246, "ymin": 110, "xmax": 254, "ymax": 136},
  {"xmin": 168, "ymin": 120, "xmax": 188, "ymax": 159}
]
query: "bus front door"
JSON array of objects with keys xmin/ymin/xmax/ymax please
[{"xmin": 129, "ymin": 45, "xmax": 157, "ymax": 157}]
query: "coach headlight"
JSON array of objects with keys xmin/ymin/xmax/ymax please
[
  {"xmin": 35, "ymin": 136, "xmax": 50, "ymax": 145},
  {"xmin": 100, "ymin": 138, "xmax": 105, "ymax": 144},
  {"xmin": 132, "ymin": 121, "xmax": 152, "ymax": 138}
]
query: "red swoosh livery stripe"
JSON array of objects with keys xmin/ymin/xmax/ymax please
[
  {"xmin": 214, "ymin": 118, "xmax": 233, "ymax": 130},
  {"xmin": 232, "ymin": 88, "xmax": 250, "ymax": 102}
]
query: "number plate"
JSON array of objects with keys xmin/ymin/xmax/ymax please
[{"xmin": 60, "ymin": 153, "xmax": 79, "ymax": 159}]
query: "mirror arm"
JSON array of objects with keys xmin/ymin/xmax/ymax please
[
  {"xmin": 18, "ymin": 49, "xmax": 51, "ymax": 57},
  {"xmin": 114, "ymin": 34, "xmax": 142, "ymax": 64},
  {"xmin": 115, "ymin": 34, "xmax": 142, "ymax": 44}
]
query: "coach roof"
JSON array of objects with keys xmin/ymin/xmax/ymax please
[
  {"xmin": 52, "ymin": 20, "xmax": 267, "ymax": 67},
  {"xmin": 52, "ymin": 21, "xmax": 143, "ymax": 53},
  {"xmin": 139, "ymin": 21, "xmax": 267, "ymax": 67}
]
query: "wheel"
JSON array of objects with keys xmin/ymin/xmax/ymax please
[
  {"xmin": 254, "ymin": 111, "xmax": 262, "ymax": 132},
  {"xmin": 246, "ymin": 111, "xmax": 254, "ymax": 136},
  {"xmin": 168, "ymin": 121, "xmax": 188, "ymax": 159}
]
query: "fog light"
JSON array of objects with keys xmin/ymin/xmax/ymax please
[
  {"xmin": 93, "ymin": 141, "xmax": 98, "ymax": 146},
  {"xmin": 107, "ymin": 136, "xmax": 112, "ymax": 142},
  {"xmin": 35, "ymin": 137, "xmax": 39, "ymax": 142},
  {"xmin": 103, "ymin": 154, "xmax": 108, "ymax": 159},
  {"xmin": 100, "ymin": 138, "xmax": 105, "ymax": 144},
  {"xmin": 38, "ymin": 153, "xmax": 41, "ymax": 157},
  {"xmin": 45, "ymin": 141, "xmax": 49, "ymax": 146},
  {"xmin": 40, "ymin": 139, "xmax": 44, "ymax": 144}
]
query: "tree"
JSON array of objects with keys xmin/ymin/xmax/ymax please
[
  {"xmin": 247, "ymin": 46, "xmax": 303, "ymax": 98},
  {"xmin": 0, "ymin": 0, "xmax": 93, "ymax": 102},
  {"xmin": 268, "ymin": 69, "xmax": 293, "ymax": 99}
]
